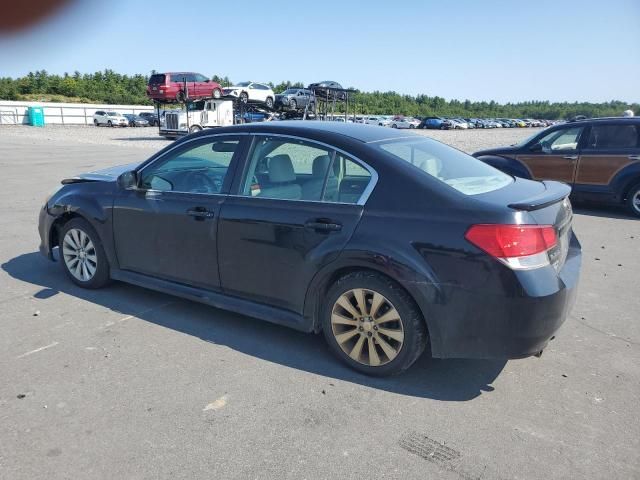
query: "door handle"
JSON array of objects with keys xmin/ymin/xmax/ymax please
[
  {"xmin": 304, "ymin": 220, "xmax": 342, "ymax": 232},
  {"xmin": 562, "ymin": 155, "xmax": 578, "ymax": 160},
  {"xmin": 629, "ymin": 155, "xmax": 640, "ymax": 161},
  {"xmin": 186, "ymin": 207, "xmax": 215, "ymax": 219}
]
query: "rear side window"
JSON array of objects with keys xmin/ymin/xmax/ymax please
[
  {"xmin": 149, "ymin": 74, "xmax": 165, "ymax": 85},
  {"xmin": 587, "ymin": 125, "xmax": 639, "ymax": 149},
  {"xmin": 170, "ymin": 74, "xmax": 189, "ymax": 82},
  {"xmin": 376, "ymin": 138, "xmax": 512, "ymax": 195}
]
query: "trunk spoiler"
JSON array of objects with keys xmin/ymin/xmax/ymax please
[{"xmin": 508, "ymin": 181, "xmax": 571, "ymax": 211}]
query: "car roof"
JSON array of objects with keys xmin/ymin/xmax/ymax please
[
  {"xmin": 200, "ymin": 121, "xmax": 419, "ymax": 144},
  {"xmin": 567, "ymin": 116, "xmax": 640, "ymax": 124}
]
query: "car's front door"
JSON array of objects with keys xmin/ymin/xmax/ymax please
[
  {"xmin": 217, "ymin": 135, "xmax": 375, "ymax": 313},
  {"xmin": 112, "ymin": 135, "xmax": 247, "ymax": 291},
  {"xmin": 516, "ymin": 126, "xmax": 585, "ymax": 183},
  {"xmin": 574, "ymin": 122, "xmax": 640, "ymax": 193}
]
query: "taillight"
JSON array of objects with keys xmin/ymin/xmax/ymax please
[{"xmin": 465, "ymin": 224, "xmax": 557, "ymax": 270}]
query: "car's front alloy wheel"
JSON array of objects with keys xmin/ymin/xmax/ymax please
[
  {"xmin": 60, "ymin": 219, "xmax": 110, "ymax": 288},
  {"xmin": 323, "ymin": 271, "xmax": 427, "ymax": 376}
]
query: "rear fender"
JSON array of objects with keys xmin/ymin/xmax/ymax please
[
  {"xmin": 302, "ymin": 250, "xmax": 445, "ymax": 356},
  {"xmin": 609, "ymin": 163, "xmax": 640, "ymax": 202}
]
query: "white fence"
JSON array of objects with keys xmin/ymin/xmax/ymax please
[{"xmin": 0, "ymin": 100, "xmax": 155, "ymax": 125}]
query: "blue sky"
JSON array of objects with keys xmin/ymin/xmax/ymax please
[{"xmin": 1, "ymin": 0, "xmax": 638, "ymax": 103}]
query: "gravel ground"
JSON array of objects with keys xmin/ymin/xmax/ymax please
[
  {"xmin": 0, "ymin": 124, "xmax": 543, "ymax": 154},
  {"xmin": 0, "ymin": 126, "xmax": 638, "ymax": 480}
]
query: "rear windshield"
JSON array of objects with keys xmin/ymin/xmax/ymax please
[
  {"xmin": 149, "ymin": 74, "xmax": 165, "ymax": 84},
  {"xmin": 375, "ymin": 138, "xmax": 513, "ymax": 195}
]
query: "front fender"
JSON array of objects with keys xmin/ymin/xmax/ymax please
[
  {"xmin": 476, "ymin": 155, "xmax": 532, "ymax": 179},
  {"xmin": 45, "ymin": 182, "xmax": 116, "ymax": 264}
]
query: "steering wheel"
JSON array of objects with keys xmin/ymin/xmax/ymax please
[{"xmin": 184, "ymin": 171, "xmax": 219, "ymax": 194}]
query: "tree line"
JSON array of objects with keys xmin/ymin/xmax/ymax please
[{"xmin": 0, "ymin": 70, "xmax": 636, "ymax": 120}]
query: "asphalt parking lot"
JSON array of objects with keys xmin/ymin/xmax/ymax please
[{"xmin": 1, "ymin": 126, "xmax": 639, "ymax": 480}]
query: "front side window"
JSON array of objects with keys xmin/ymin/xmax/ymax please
[
  {"xmin": 533, "ymin": 127, "xmax": 584, "ymax": 153},
  {"xmin": 140, "ymin": 138, "xmax": 240, "ymax": 194},
  {"xmin": 240, "ymin": 136, "xmax": 373, "ymax": 204},
  {"xmin": 376, "ymin": 138, "xmax": 512, "ymax": 196},
  {"xmin": 587, "ymin": 125, "xmax": 639, "ymax": 150},
  {"xmin": 194, "ymin": 74, "xmax": 208, "ymax": 82}
]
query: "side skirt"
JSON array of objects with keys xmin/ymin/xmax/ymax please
[{"xmin": 110, "ymin": 269, "xmax": 312, "ymax": 332}]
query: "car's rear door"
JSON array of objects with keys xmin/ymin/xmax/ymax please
[
  {"xmin": 515, "ymin": 125, "xmax": 585, "ymax": 183},
  {"xmin": 574, "ymin": 122, "xmax": 640, "ymax": 197},
  {"xmin": 217, "ymin": 134, "xmax": 376, "ymax": 314},
  {"xmin": 112, "ymin": 135, "xmax": 247, "ymax": 291}
]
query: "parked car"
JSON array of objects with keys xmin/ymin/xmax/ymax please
[
  {"xmin": 93, "ymin": 111, "xmax": 128, "ymax": 127},
  {"xmin": 223, "ymin": 82, "xmax": 275, "ymax": 109},
  {"xmin": 473, "ymin": 117, "xmax": 640, "ymax": 216},
  {"xmin": 308, "ymin": 80, "xmax": 346, "ymax": 101},
  {"xmin": 390, "ymin": 117, "xmax": 420, "ymax": 129},
  {"xmin": 418, "ymin": 117, "xmax": 452, "ymax": 130},
  {"xmin": 138, "ymin": 111, "xmax": 159, "ymax": 127},
  {"xmin": 38, "ymin": 122, "xmax": 581, "ymax": 375},
  {"xmin": 275, "ymin": 88, "xmax": 316, "ymax": 111},
  {"xmin": 146, "ymin": 72, "xmax": 223, "ymax": 103},
  {"xmin": 123, "ymin": 114, "xmax": 150, "ymax": 127},
  {"xmin": 449, "ymin": 118, "xmax": 469, "ymax": 129},
  {"xmin": 365, "ymin": 116, "xmax": 391, "ymax": 127}
]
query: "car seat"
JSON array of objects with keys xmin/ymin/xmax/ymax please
[
  {"xmin": 302, "ymin": 155, "xmax": 339, "ymax": 201},
  {"xmin": 258, "ymin": 154, "xmax": 301, "ymax": 200}
]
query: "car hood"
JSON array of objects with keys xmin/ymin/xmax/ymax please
[
  {"xmin": 61, "ymin": 162, "xmax": 140, "ymax": 184},
  {"xmin": 473, "ymin": 146, "xmax": 519, "ymax": 157}
]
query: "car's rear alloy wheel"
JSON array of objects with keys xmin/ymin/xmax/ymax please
[
  {"xmin": 323, "ymin": 271, "xmax": 427, "ymax": 376},
  {"xmin": 331, "ymin": 288, "xmax": 404, "ymax": 366},
  {"xmin": 60, "ymin": 219, "xmax": 110, "ymax": 288},
  {"xmin": 94, "ymin": 119, "xmax": 99, "ymax": 126},
  {"xmin": 266, "ymin": 97, "xmax": 274, "ymax": 109},
  {"xmin": 627, "ymin": 184, "xmax": 640, "ymax": 217}
]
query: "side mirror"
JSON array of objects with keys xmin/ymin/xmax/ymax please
[
  {"xmin": 529, "ymin": 143, "xmax": 543, "ymax": 153},
  {"xmin": 117, "ymin": 170, "xmax": 138, "ymax": 190}
]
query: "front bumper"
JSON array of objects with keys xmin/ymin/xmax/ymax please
[
  {"xmin": 38, "ymin": 205, "xmax": 56, "ymax": 260},
  {"xmin": 416, "ymin": 236, "xmax": 581, "ymax": 359}
]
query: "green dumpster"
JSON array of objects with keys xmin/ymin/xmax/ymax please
[{"xmin": 28, "ymin": 106, "xmax": 45, "ymax": 127}]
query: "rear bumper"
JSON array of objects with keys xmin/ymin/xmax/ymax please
[{"xmin": 415, "ymin": 237, "xmax": 581, "ymax": 359}]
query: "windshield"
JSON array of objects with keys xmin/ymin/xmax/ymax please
[
  {"xmin": 236, "ymin": 82, "xmax": 251, "ymax": 87},
  {"xmin": 375, "ymin": 138, "xmax": 513, "ymax": 196},
  {"xmin": 282, "ymin": 89, "xmax": 298, "ymax": 94},
  {"xmin": 107, "ymin": 112, "xmax": 119, "ymax": 116}
]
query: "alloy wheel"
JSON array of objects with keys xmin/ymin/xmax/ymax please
[
  {"xmin": 62, "ymin": 228, "xmax": 98, "ymax": 282},
  {"xmin": 331, "ymin": 288, "xmax": 404, "ymax": 366},
  {"xmin": 632, "ymin": 190, "xmax": 640, "ymax": 214}
]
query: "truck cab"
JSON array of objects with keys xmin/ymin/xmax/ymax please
[{"xmin": 160, "ymin": 99, "xmax": 234, "ymax": 138}]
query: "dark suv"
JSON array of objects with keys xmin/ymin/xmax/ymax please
[
  {"xmin": 473, "ymin": 117, "xmax": 640, "ymax": 216},
  {"xmin": 275, "ymin": 88, "xmax": 316, "ymax": 111}
]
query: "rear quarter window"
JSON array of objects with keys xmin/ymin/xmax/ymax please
[
  {"xmin": 149, "ymin": 74, "xmax": 166, "ymax": 84},
  {"xmin": 376, "ymin": 138, "xmax": 513, "ymax": 195}
]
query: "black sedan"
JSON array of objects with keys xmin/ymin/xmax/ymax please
[
  {"xmin": 123, "ymin": 114, "xmax": 150, "ymax": 127},
  {"xmin": 38, "ymin": 123, "xmax": 581, "ymax": 376}
]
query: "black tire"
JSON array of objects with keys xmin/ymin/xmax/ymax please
[
  {"xmin": 176, "ymin": 91, "xmax": 187, "ymax": 103},
  {"xmin": 322, "ymin": 271, "xmax": 428, "ymax": 376},
  {"xmin": 94, "ymin": 119, "xmax": 99, "ymax": 127},
  {"xmin": 239, "ymin": 92, "xmax": 249, "ymax": 104},
  {"xmin": 107, "ymin": 120, "xmax": 113, "ymax": 127},
  {"xmin": 391, "ymin": 124, "xmax": 398, "ymax": 128},
  {"xmin": 290, "ymin": 99, "xmax": 297, "ymax": 110},
  {"xmin": 626, "ymin": 183, "xmax": 640, "ymax": 217},
  {"xmin": 59, "ymin": 218, "xmax": 110, "ymax": 289},
  {"xmin": 189, "ymin": 125, "xmax": 202, "ymax": 133},
  {"xmin": 265, "ymin": 97, "xmax": 274, "ymax": 109}
]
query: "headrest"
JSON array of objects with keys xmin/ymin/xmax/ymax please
[
  {"xmin": 312, "ymin": 155, "xmax": 332, "ymax": 177},
  {"xmin": 268, "ymin": 154, "xmax": 296, "ymax": 182}
]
